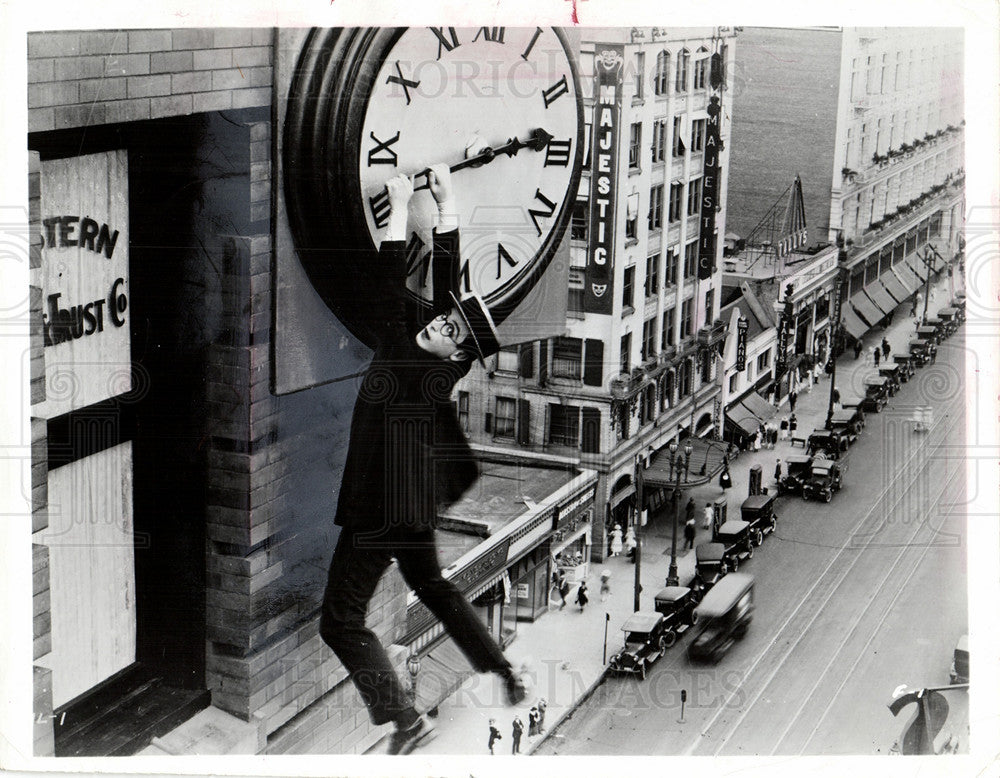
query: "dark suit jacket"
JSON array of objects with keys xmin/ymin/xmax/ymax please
[{"xmin": 333, "ymin": 230, "xmax": 478, "ymax": 535}]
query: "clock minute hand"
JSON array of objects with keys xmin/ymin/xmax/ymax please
[{"xmin": 412, "ymin": 128, "xmax": 555, "ymax": 191}]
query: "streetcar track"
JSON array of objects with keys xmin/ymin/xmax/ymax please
[{"xmin": 683, "ymin": 386, "xmax": 964, "ymax": 756}]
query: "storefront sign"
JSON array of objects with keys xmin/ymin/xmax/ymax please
[
  {"xmin": 735, "ymin": 316, "xmax": 749, "ymax": 370},
  {"xmin": 697, "ymin": 96, "xmax": 722, "ymax": 280},
  {"xmin": 40, "ymin": 150, "xmax": 130, "ymax": 417},
  {"xmin": 584, "ymin": 45, "xmax": 624, "ymax": 314}
]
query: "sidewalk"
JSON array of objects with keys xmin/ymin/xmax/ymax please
[{"xmin": 406, "ymin": 268, "xmax": 958, "ymax": 757}]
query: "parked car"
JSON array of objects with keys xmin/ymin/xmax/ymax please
[
  {"xmin": 807, "ymin": 428, "xmax": 849, "ymax": 459},
  {"xmin": 608, "ymin": 612, "xmax": 669, "ymax": 679},
  {"xmin": 908, "ymin": 338, "xmax": 935, "ymax": 366},
  {"xmin": 693, "ymin": 542, "xmax": 727, "ymax": 592},
  {"xmin": 713, "ymin": 519, "xmax": 755, "ymax": 571},
  {"xmin": 739, "ymin": 493, "xmax": 778, "ymax": 546},
  {"xmin": 830, "ymin": 406, "xmax": 865, "ymax": 439},
  {"xmin": 878, "ymin": 364, "xmax": 902, "ymax": 395},
  {"xmin": 687, "ymin": 573, "xmax": 755, "ymax": 664},
  {"xmin": 937, "ymin": 307, "xmax": 959, "ymax": 336},
  {"xmin": 652, "ymin": 586, "xmax": 701, "ymax": 647},
  {"xmin": 778, "ymin": 454, "xmax": 813, "ymax": 495},
  {"xmin": 949, "ymin": 634, "xmax": 969, "ymax": 684},
  {"xmin": 951, "ymin": 295, "xmax": 966, "ymax": 322},
  {"xmin": 802, "ymin": 459, "xmax": 844, "ymax": 502},
  {"xmin": 861, "ymin": 376, "xmax": 891, "ymax": 413},
  {"xmin": 924, "ymin": 315, "xmax": 946, "ymax": 340},
  {"xmin": 892, "ymin": 353, "xmax": 916, "ymax": 381},
  {"xmin": 916, "ymin": 324, "xmax": 941, "ymax": 346}
]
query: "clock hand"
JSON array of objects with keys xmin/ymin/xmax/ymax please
[{"xmin": 412, "ymin": 128, "xmax": 555, "ymax": 192}]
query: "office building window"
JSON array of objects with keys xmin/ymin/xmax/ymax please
[
  {"xmin": 704, "ymin": 289, "xmax": 714, "ymax": 325},
  {"xmin": 672, "ymin": 115, "xmax": 686, "ymax": 157},
  {"xmin": 497, "ymin": 347, "xmax": 519, "ymax": 373},
  {"xmin": 687, "ymin": 177, "xmax": 703, "ymax": 217},
  {"xmin": 457, "ymin": 391, "xmax": 469, "ymax": 431},
  {"xmin": 571, "ymin": 199, "xmax": 588, "ymax": 241},
  {"xmin": 622, "ymin": 265, "xmax": 635, "ymax": 309},
  {"xmin": 629, "ymin": 122, "xmax": 642, "ymax": 168},
  {"xmin": 645, "ymin": 253, "xmax": 659, "ymax": 297},
  {"xmin": 495, "ymin": 396, "xmax": 516, "ymax": 438},
  {"xmin": 675, "ymin": 49, "xmax": 689, "ymax": 92},
  {"xmin": 691, "ymin": 118, "xmax": 706, "ymax": 152},
  {"xmin": 552, "ymin": 337, "xmax": 583, "ymax": 379},
  {"xmin": 651, "ymin": 118, "xmax": 668, "ymax": 163},
  {"xmin": 664, "ymin": 248, "xmax": 678, "ymax": 286},
  {"xmin": 661, "ymin": 308, "xmax": 675, "ymax": 349},
  {"xmin": 654, "ymin": 50, "xmax": 669, "ymax": 95},
  {"xmin": 642, "ymin": 317, "xmax": 657, "ymax": 360},
  {"xmin": 648, "ymin": 184, "xmax": 664, "ymax": 231},
  {"xmin": 568, "ymin": 267, "xmax": 585, "ymax": 314},
  {"xmin": 669, "ymin": 181, "xmax": 683, "ymax": 222},
  {"xmin": 728, "ymin": 373, "xmax": 737, "ymax": 393},
  {"xmin": 693, "ymin": 50, "xmax": 708, "ymax": 90},
  {"xmin": 756, "ymin": 351, "xmax": 771, "ymax": 372},
  {"xmin": 620, "ymin": 332, "xmax": 632, "ymax": 374},
  {"xmin": 634, "ymin": 52, "xmax": 645, "ymax": 99},
  {"xmin": 681, "ymin": 299, "xmax": 693, "ymax": 337},
  {"xmin": 548, "ymin": 404, "xmax": 580, "ymax": 447},
  {"xmin": 684, "ymin": 241, "xmax": 698, "ymax": 279},
  {"xmin": 678, "ymin": 357, "xmax": 692, "ymax": 397}
]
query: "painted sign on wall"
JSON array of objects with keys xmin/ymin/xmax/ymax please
[
  {"xmin": 40, "ymin": 150, "xmax": 130, "ymax": 418},
  {"xmin": 584, "ymin": 44, "xmax": 624, "ymax": 314}
]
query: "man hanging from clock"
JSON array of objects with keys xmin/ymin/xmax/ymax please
[{"xmin": 319, "ymin": 158, "xmax": 529, "ymax": 755}]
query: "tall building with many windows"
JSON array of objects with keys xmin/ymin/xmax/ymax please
[
  {"xmin": 728, "ymin": 27, "xmax": 965, "ymax": 349},
  {"xmin": 456, "ymin": 27, "xmax": 738, "ymax": 560}
]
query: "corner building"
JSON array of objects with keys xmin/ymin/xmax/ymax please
[{"xmin": 455, "ymin": 27, "xmax": 738, "ymax": 561}]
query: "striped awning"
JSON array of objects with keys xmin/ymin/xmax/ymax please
[
  {"xmin": 880, "ymin": 272, "xmax": 911, "ymax": 303},
  {"xmin": 865, "ymin": 282, "xmax": 899, "ymax": 316},
  {"xmin": 740, "ymin": 391, "xmax": 775, "ymax": 421},
  {"xmin": 840, "ymin": 307, "xmax": 869, "ymax": 340},
  {"xmin": 904, "ymin": 255, "xmax": 929, "ymax": 284},
  {"xmin": 850, "ymin": 292, "xmax": 885, "ymax": 327},
  {"xmin": 891, "ymin": 264, "xmax": 920, "ymax": 293}
]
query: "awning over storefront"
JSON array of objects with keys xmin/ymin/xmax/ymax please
[
  {"xmin": 609, "ymin": 483, "xmax": 635, "ymax": 509},
  {"xmin": 903, "ymin": 255, "xmax": 928, "ymax": 284},
  {"xmin": 865, "ymin": 282, "xmax": 899, "ymax": 316},
  {"xmin": 891, "ymin": 264, "xmax": 921, "ymax": 294},
  {"xmin": 725, "ymin": 405, "xmax": 760, "ymax": 436},
  {"xmin": 880, "ymin": 272, "xmax": 911, "ymax": 303},
  {"xmin": 645, "ymin": 436, "xmax": 729, "ymax": 488},
  {"xmin": 840, "ymin": 307, "xmax": 869, "ymax": 340},
  {"xmin": 850, "ymin": 292, "xmax": 885, "ymax": 327},
  {"xmin": 413, "ymin": 637, "xmax": 475, "ymax": 714},
  {"xmin": 740, "ymin": 391, "xmax": 774, "ymax": 422}
]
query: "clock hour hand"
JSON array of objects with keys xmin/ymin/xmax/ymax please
[{"xmin": 412, "ymin": 129, "xmax": 554, "ymax": 192}]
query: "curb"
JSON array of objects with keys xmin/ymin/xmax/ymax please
[{"xmin": 525, "ymin": 666, "xmax": 608, "ymax": 755}]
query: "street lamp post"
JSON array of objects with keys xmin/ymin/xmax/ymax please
[
  {"xmin": 406, "ymin": 654, "xmax": 421, "ymax": 704},
  {"xmin": 666, "ymin": 441, "xmax": 681, "ymax": 586},
  {"xmin": 825, "ymin": 274, "xmax": 844, "ymax": 430},
  {"xmin": 683, "ymin": 441, "xmax": 693, "ymax": 483},
  {"xmin": 633, "ymin": 455, "xmax": 645, "ymax": 613},
  {"xmin": 921, "ymin": 249, "xmax": 933, "ymax": 324}
]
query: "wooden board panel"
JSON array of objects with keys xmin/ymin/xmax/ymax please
[
  {"xmin": 39, "ymin": 150, "xmax": 130, "ymax": 419},
  {"xmin": 40, "ymin": 443, "xmax": 136, "ymax": 708}
]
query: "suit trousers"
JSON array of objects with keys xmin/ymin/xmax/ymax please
[{"xmin": 320, "ymin": 526, "xmax": 510, "ymax": 725}]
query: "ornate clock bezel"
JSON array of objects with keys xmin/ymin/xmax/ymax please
[{"xmin": 283, "ymin": 26, "xmax": 584, "ymax": 349}]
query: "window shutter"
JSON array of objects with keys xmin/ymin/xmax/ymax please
[
  {"xmin": 539, "ymin": 339, "xmax": 549, "ymax": 385},
  {"xmin": 519, "ymin": 343, "xmax": 535, "ymax": 379},
  {"xmin": 583, "ymin": 339, "xmax": 604, "ymax": 386},
  {"xmin": 517, "ymin": 399, "xmax": 531, "ymax": 445},
  {"xmin": 581, "ymin": 407, "xmax": 601, "ymax": 453}
]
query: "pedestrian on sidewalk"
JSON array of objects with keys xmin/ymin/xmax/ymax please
[
  {"xmin": 703, "ymin": 502, "xmax": 714, "ymax": 530},
  {"xmin": 537, "ymin": 698, "xmax": 547, "ymax": 734},
  {"xmin": 753, "ymin": 432, "xmax": 761, "ymax": 452},
  {"xmin": 575, "ymin": 580, "xmax": 589, "ymax": 612},
  {"xmin": 774, "ymin": 458, "xmax": 783, "ymax": 485},
  {"xmin": 600, "ymin": 569, "xmax": 612, "ymax": 602},
  {"xmin": 881, "ymin": 337, "xmax": 891, "ymax": 360},
  {"xmin": 528, "ymin": 706, "xmax": 540, "ymax": 737},
  {"xmin": 779, "ymin": 417, "xmax": 789, "ymax": 441},
  {"xmin": 488, "ymin": 719, "xmax": 502, "ymax": 754},
  {"xmin": 910, "ymin": 292, "xmax": 921, "ymax": 318},
  {"xmin": 832, "ymin": 387, "xmax": 841, "ymax": 410},
  {"xmin": 684, "ymin": 516, "xmax": 696, "ymax": 549},
  {"xmin": 685, "ymin": 497, "xmax": 696, "ymax": 527},
  {"xmin": 609, "ymin": 524, "xmax": 623, "ymax": 557},
  {"xmin": 719, "ymin": 466, "xmax": 732, "ymax": 491},
  {"xmin": 767, "ymin": 423, "xmax": 777, "ymax": 448},
  {"xmin": 511, "ymin": 716, "xmax": 523, "ymax": 754},
  {"xmin": 623, "ymin": 527, "xmax": 637, "ymax": 562},
  {"xmin": 789, "ymin": 389, "xmax": 798, "ymax": 413},
  {"xmin": 555, "ymin": 569, "xmax": 569, "ymax": 610},
  {"xmin": 788, "ymin": 413, "xmax": 798, "ymax": 438},
  {"xmin": 872, "ymin": 346, "xmax": 881, "ymax": 367},
  {"xmin": 853, "ymin": 340, "xmax": 863, "ymax": 360}
]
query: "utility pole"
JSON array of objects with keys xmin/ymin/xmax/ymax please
[
  {"xmin": 825, "ymin": 276, "xmax": 843, "ymax": 429},
  {"xmin": 633, "ymin": 455, "xmax": 644, "ymax": 613}
]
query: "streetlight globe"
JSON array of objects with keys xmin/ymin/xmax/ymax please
[
  {"xmin": 669, "ymin": 440, "xmax": 678, "ymax": 454},
  {"xmin": 684, "ymin": 442, "xmax": 693, "ymax": 457}
]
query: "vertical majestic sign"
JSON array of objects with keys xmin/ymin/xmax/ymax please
[
  {"xmin": 584, "ymin": 45, "xmax": 624, "ymax": 314},
  {"xmin": 40, "ymin": 150, "xmax": 130, "ymax": 417},
  {"xmin": 698, "ymin": 95, "xmax": 722, "ymax": 280},
  {"xmin": 735, "ymin": 316, "xmax": 749, "ymax": 371}
]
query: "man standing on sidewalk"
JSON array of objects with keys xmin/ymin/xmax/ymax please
[
  {"xmin": 488, "ymin": 720, "xmax": 502, "ymax": 754},
  {"xmin": 511, "ymin": 716, "xmax": 524, "ymax": 754},
  {"xmin": 684, "ymin": 516, "xmax": 696, "ymax": 550}
]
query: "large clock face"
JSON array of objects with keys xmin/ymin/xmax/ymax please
[{"xmin": 284, "ymin": 27, "xmax": 584, "ymax": 348}]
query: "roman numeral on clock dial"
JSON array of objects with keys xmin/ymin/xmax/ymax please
[
  {"xmin": 430, "ymin": 27, "xmax": 460, "ymax": 59},
  {"xmin": 544, "ymin": 139, "xmax": 571, "ymax": 167},
  {"xmin": 496, "ymin": 243, "xmax": 519, "ymax": 279},
  {"xmin": 542, "ymin": 75, "xmax": 569, "ymax": 108},
  {"xmin": 528, "ymin": 190, "xmax": 557, "ymax": 236},
  {"xmin": 367, "ymin": 131, "xmax": 400, "ymax": 166}
]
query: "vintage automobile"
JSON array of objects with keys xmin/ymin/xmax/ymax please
[
  {"xmin": 802, "ymin": 459, "xmax": 844, "ymax": 502},
  {"xmin": 908, "ymin": 337, "xmax": 936, "ymax": 366},
  {"xmin": 652, "ymin": 586, "xmax": 701, "ymax": 647},
  {"xmin": 937, "ymin": 307, "xmax": 960, "ymax": 336},
  {"xmin": 778, "ymin": 454, "xmax": 814, "ymax": 495},
  {"xmin": 951, "ymin": 294, "xmax": 966, "ymax": 322},
  {"xmin": 892, "ymin": 353, "xmax": 916, "ymax": 381},
  {"xmin": 949, "ymin": 634, "xmax": 969, "ymax": 684},
  {"xmin": 924, "ymin": 315, "xmax": 946, "ymax": 340},
  {"xmin": 807, "ymin": 428, "xmax": 849, "ymax": 459},
  {"xmin": 687, "ymin": 573, "xmax": 755, "ymax": 664},
  {"xmin": 740, "ymin": 493, "xmax": 778, "ymax": 546},
  {"xmin": 713, "ymin": 519, "xmax": 755, "ymax": 570},
  {"xmin": 878, "ymin": 364, "xmax": 902, "ymax": 395},
  {"xmin": 861, "ymin": 376, "xmax": 891, "ymax": 413},
  {"xmin": 693, "ymin": 542, "xmax": 728, "ymax": 591},
  {"xmin": 916, "ymin": 324, "xmax": 941, "ymax": 346},
  {"xmin": 608, "ymin": 612, "xmax": 669, "ymax": 679},
  {"xmin": 830, "ymin": 407, "xmax": 865, "ymax": 440}
]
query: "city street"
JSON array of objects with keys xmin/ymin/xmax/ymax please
[{"xmin": 536, "ymin": 328, "xmax": 968, "ymax": 756}]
